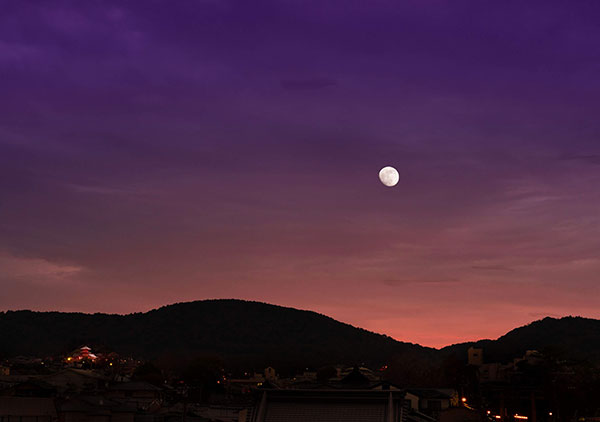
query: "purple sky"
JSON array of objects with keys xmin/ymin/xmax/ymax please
[{"xmin": 2, "ymin": 0, "xmax": 600, "ymax": 347}]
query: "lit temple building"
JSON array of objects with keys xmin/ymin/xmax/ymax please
[{"xmin": 66, "ymin": 346, "xmax": 97, "ymax": 364}]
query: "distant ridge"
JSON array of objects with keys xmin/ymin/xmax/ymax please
[
  {"xmin": 0, "ymin": 299, "xmax": 432, "ymax": 367},
  {"xmin": 1, "ymin": 299, "xmax": 599, "ymax": 367},
  {"xmin": 442, "ymin": 316, "xmax": 600, "ymax": 363}
]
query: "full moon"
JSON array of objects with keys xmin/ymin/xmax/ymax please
[{"xmin": 379, "ymin": 166, "xmax": 399, "ymax": 187}]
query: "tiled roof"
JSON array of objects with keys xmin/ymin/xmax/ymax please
[
  {"xmin": 58, "ymin": 395, "xmax": 137, "ymax": 413},
  {"xmin": 109, "ymin": 381, "xmax": 163, "ymax": 391},
  {"xmin": 254, "ymin": 389, "xmax": 406, "ymax": 422},
  {"xmin": 406, "ymin": 389, "xmax": 451, "ymax": 399},
  {"xmin": 264, "ymin": 402, "xmax": 385, "ymax": 422},
  {"xmin": 0, "ymin": 397, "xmax": 57, "ymax": 416}
]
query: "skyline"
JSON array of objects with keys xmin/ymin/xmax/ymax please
[{"xmin": 2, "ymin": 0, "xmax": 600, "ymax": 348}]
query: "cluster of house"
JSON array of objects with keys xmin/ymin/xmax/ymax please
[
  {"xmin": 239, "ymin": 366, "xmax": 473, "ymax": 422},
  {"xmin": 468, "ymin": 347, "xmax": 546, "ymax": 384},
  {"xmin": 0, "ymin": 346, "xmax": 474, "ymax": 422},
  {"xmin": 467, "ymin": 346, "xmax": 561, "ymax": 422},
  {"xmin": 0, "ymin": 366, "xmax": 166, "ymax": 420}
]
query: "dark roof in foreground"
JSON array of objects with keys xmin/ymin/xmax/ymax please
[
  {"xmin": 0, "ymin": 397, "xmax": 57, "ymax": 416},
  {"xmin": 108, "ymin": 381, "xmax": 163, "ymax": 391},
  {"xmin": 253, "ymin": 389, "xmax": 408, "ymax": 422},
  {"xmin": 406, "ymin": 388, "xmax": 452, "ymax": 399}
]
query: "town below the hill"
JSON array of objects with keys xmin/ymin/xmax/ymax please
[{"xmin": 1, "ymin": 341, "xmax": 598, "ymax": 422}]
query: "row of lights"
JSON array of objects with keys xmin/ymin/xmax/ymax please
[
  {"xmin": 479, "ymin": 404, "xmax": 553, "ymax": 421},
  {"xmin": 486, "ymin": 411, "xmax": 553, "ymax": 420}
]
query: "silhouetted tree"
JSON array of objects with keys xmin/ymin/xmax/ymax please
[
  {"xmin": 132, "ymin": 362, "xmax": 164, "ymax": 385},
  {"xmin": 317, "ymin": 365, "xmax": 337, "ymax": 382},
  {"xmin": 181, "ymin": 355, "xmax": 225, "ymax": 402}
]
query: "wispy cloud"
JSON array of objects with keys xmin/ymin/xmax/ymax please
[
  {"xmin": 383, "ymin": 278, "xmax": 460, "ymax": 286},
  {"xmin": 0, "ymin": 253, "xmax": 83, "ymax": 281},
  {"xmin": 281, "ymin": 78, "xmax": 337, "ymax": 90},
  {"xmin": 62, "ymin": 183, "xmax": 154, "ymax": 196},
  {"xmin": 471, "ymin": 265, "xmax": 515, "ymax": 272},
  {"xmin": 559, "ymin": 153, "xmax": 600, "ymax": 165}
]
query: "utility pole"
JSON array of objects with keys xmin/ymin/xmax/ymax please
[{"xmin": 530, "ymin": 391, "xmax": 537, "ymax": 422}]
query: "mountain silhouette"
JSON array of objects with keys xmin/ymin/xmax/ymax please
[
  {"xmin": 442, "ymin": 315, "xmax": 600, "ymax": 363},
  {"xmin": 0, "ymin": 299, "xmax": 432, "ymax": 368},
  {"xmin": 1, "ymin": 300, "xmax": 599, "ymax": 368}
]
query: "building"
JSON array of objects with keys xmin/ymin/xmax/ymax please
[
  {"xmin": 58, "ymin": 395, "xmax": 137, "ymax": 422},
  {"xmin": 338, "ymin": 366, "xmax": 379, "ymax": 382},
  {"xmin": 479, "ymin": 362, "xmax": 507, "ymax": 383},
  {"xmin": 514, "ymin": 350, "xmax": 543, "ymax": 366},
  {"xmin": 66, "ymin": 346, "xmax": 97, "ymax": 365},
  {"xmin": 468, "ymin": 347, "xmax": 483, "ymax": 366},
  {"xmin": 406, "ymin": 389, "xmax": 453, "ymax": 414},
  {"xmin": 478, "ymin": 350, "xmax": 544, "ymax": 383},
  {"xmin": 41, "ymin": 368, "xmax": 109, "ymax": 394},
  {"xmin": 252, "ymin": 389, "xmax": 409, "ymax": 422},
  {"xmin": 229, "ymin": 372, "xmax": 268, "ymax": 394},
  {"xmin": 195, "ymin": 403, "xmax": 253, "ymax": 422},
  {"xmin": 0, "ymin": 397, "xmax": 58, "ymax": 422},
  {"xmin": 11, "ymin": 379, "xmax": 57, "ymax": 397},
  {"xmin": 438, "ymin": 407, "xmax": 480, "ymax": 422},
  {"xmin": 264, "ymin": 367, "xmax": 277, "ymax": 382},
  {"xmin": 106, "ymin": 380, "xmax": 163, "ymax": 410}
]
